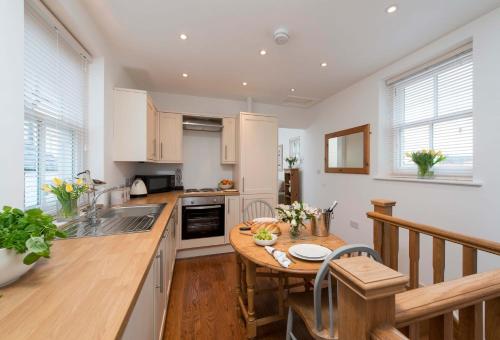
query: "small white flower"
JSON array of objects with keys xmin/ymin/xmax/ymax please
[{"xmin": 291, "ymin": 219, "xmax": 297, "ymax": 227}]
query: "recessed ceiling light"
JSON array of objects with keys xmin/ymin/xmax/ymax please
[
  {"xmin": 182, "ymin": 73, "xmax": 188, "ymax": 78},
  {"xmin": 321, "ymin": 62, "xmax": 328, "ymax": 67},
  {"xmin": 242, "ymin": 82, "xmax": 248, "ymax": 86},
  {"xmin": 260, "ymin": 49, "xmax": 267, "ymax": 56},
  {"xmin": 179, "ymin": 33, "xmax": 188, "ymax": 40},
  {"xmin": 386, "ymin": 5, "xmax": 398, "ymax": 14},
  {"xmin": 290, "ymin": 88, "xmax": 296, "ymax": 92}
]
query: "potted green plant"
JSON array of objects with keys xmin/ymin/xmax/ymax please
[
  {"xmin": 285, "ymin": 156, "xmax": 298, "ymax": 169},
  {"xmin": 406, "ymin": 149, "xmax": 446, "ymax": 178},
  {"xmin": 0, "ymin": 206, "xmax": 67, "ymax": 287},
  {"xmin": 42, "ymin": 177, "xmax": 88, "ymax": 221},
  {"xmin": 276, "ymin": 202, "xmax": 317, "ymax": 239}
]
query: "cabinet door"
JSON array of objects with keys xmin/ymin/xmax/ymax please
[
  {"xmin": 240, "ymin": 114, "xmax": 278, "ymax": 195},
  {"xmin": 225, "ymin": 196, "xmax": 241, "ymax": 243},
  {"xmin": 122, "ymin": 256, "xmax": 155, "ymax": 340},
  {"xmin": 146, "ymin": 97, "xmax": 158, "ymax": 161},
  {"xmin": 221, "ymin": 117, "xmax": 236, "ymax": 164},
  {"xmin": 154, "ymin": 239, "xmax": 166, "ymax": 340},
  {"xmin": 158, "ymin": 112, "xmax": 183, "ymax": 163}
]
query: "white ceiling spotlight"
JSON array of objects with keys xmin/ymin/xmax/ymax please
[
  {"xmin": 273, "ymin": 27, "xmax": 289, "ymax": 45},
  {"xmin": 386, "ymin": 5, "xmax": 398, "ymax": 14},
  {"xmin": 321, "ymin": 62, "xmax": 328, "ymax": 67},
  {"xmin": 182, "ymin": 73, "xmax": 189, "ymax": 78},
  {"xmin": 242, "ymin": 82, "xmax": 248, "ymax": 86},
  {"xmin": 259, "ymin": 49, "xmax": 267, "ymax": 56},
  {"xmin": 290, "ymin": 88, "xmax": 296, "ymax": 92},
  {"xmin": 179, "ymin": 33, "xmax": 188, "ymax": 40}
]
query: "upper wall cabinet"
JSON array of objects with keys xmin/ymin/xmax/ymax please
[
  {"xmin": 113, "ymin": 88, "xmax": 183, "ymax": 163},
  {"xmin": 221, "ymin": 117, "xmax": 236, "ymax": 164},
  {"xmin": 158, "ymin": 112, "xmax": 183, "ymax": 163},
  {"xmin": 113, "ymin": 88, "xmax": 152, "ymax": 162}
]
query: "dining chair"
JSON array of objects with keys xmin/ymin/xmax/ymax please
[
  {"xmin": 243, "ymin": 200, "xmax": 275, "ymax": 221},
  {"xmin": 285, "ymin": 244, "xmax": 382, "ymax": 340}
]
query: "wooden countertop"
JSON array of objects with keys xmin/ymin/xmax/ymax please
[
  {"xmin": 0, "ymin": 192, "xmax": 185, "ymax": 340},
  {"xmin": 180, "ymin": 190, "xmax": 239, "ymax": 197}
]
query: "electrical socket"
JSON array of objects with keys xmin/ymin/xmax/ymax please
[{"xmin": 350, "ymin": 220, "xmax": 359, "ymax": 229}]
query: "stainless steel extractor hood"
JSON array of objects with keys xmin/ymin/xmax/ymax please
[{"xmin": 182, "ymin": 116, "xmax": 223, "ymax": 132}]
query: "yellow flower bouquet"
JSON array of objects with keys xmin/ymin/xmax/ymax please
[{"xmin": 42, "ymin": 177, "xmax": 88, "ymax": 220}]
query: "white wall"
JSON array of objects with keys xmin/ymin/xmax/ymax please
[
  {"xmin": 135, "ymin": 129, "xmax": 234, "ymax": 189},
  {"xmin": 150, "ymin": 92, "xmax": 312, "ymax": 129},
  {"xmin": 0, "ymin": 0, "xmax": 24, "ymax": 207},
  {"xmin": 302, "ymin": 8, "xmax": 500, "ymax": 284}
]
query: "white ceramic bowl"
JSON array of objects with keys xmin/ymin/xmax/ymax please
[
  {"xmin": 0, "ymin": 249, "xmax": 34, "ymax": 287},
  {"xmin": 253, "ymin": 233, "xmax": 278, "ymax": 246}
]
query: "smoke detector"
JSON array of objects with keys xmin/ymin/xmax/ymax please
[{"xmin": 273, "ymin": 27, "xmax": 289, "ymax": 45}]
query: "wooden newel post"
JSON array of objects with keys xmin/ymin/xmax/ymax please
[
  {"xmin": 371, "ymin": 199, "xmax": 397, "ymax": 268},
  {"xmin": 330, "ymin": 256, "xmax": 408, "ymax": 339}
]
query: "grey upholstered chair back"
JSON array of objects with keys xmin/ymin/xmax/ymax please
[{"xmin": 243, "ymin": 200, "xmax": 275, "ymax": 221}]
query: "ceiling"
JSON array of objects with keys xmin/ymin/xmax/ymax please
[{"xmin": 78, "ymin": 0, "xmax": 500, "ymax": 106}]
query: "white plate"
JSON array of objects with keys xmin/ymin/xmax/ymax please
[
  {"xmin": 253, "ymin": 233, "xmax": 278, "ymax": 246},
  {"xmin": 253, "ymin": 217, "xmax": 278, "ymax": 223},
  {"xmin": 288, "ymin": 249, "xmax": 327, "ymax": 261},
  {"xmin": 289, "ymin": 244, "xmax": 331, "ymax": 259}
]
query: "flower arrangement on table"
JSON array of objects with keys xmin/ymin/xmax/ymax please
[
  {"xmin": 275, "ymin": 202, "xmax": 318, "ymax": 239},
  {"xmin": 42, "ymin": 177, "xmax": 88, "ymax": 220},
  {"xmin": 405, "ymin": 149, "xmax": 446, "ymax": 178},
  {"xmin": 285, "ymin": 156, "xmax": 298, "ymax": 169}
]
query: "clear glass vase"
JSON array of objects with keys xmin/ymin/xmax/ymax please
[
  {"xmin": 56, "ymin": 198, "xmax": 79, "ymax": 222},
  {"xmin": 417, "ymin": 165, "xmax": 434, "ymax": 179}
]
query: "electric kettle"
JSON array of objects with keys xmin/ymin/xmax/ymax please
[{"xmin": 130, "ymin": 178, "xmax": 148, "ymax": 198}]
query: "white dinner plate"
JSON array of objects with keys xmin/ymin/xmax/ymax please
[
  {"xmin": 253, "ymin": 217, "xmax": 278, "ymax": 223},
  {"xmin": 288, "ymin": 244, "xmax": 331, "ymax": 260}
]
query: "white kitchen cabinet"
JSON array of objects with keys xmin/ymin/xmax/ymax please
[
  {"xmin": 158, "ymin": 112, "xmax": 183, "ymax": 163},
  {"xmin": 146, "ymin": 97, "xmax": 158, "ymax": 161},
  {"xmin": 225, "ymin": 195, "xmax": 241, "ymax": 243},
  {"xmin": 221, "ymin": 117, "xmax": 236, "ymax": 164},
  {"xmin": 122, "ymin": 252, "xmax": 155, "ymax": 340},
  {"xmin": 113, "ymin": 88, "xmax": 150, "ymax": 162},
  {"xmin": 154, "ymin": 236, "xmax": 167, "ymax": 340},
  {"xmin": 237, "ymin": 113, "xmax": 278, "ymax": 196}
]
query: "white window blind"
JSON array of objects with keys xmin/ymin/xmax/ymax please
[
  {"xmin": 24, "ymin": 2, "xmax": 88, "ymax": 212},
  {"xmin": 388, "ymin": 48, "xmax": 473, "ymax": 177}
]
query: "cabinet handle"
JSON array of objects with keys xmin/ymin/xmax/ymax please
[
  {"xmin": 159, "ymin": 250, "xmax": 164, "ymax": 293},
  {"xmin": 153, "ymin": 138, "xmax": 156, "ymax": 157},
  {"xmin": 228, "ymin": 201, "xmax": 230, "ymax": 214},
  {"xmin": 242, "ymin": 177, "xmax": 245, "ymax": 192},
  {"xmin": 225, "ymin": 145, "xmax": 227, "ymax": 160},
  {"xmin": 160, "ymin": 142, "xmax": 163, "ymax": 159}
]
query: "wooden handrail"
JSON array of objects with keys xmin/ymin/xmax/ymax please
[
  {"xmin": 371, "ymin": 325, "xmax": 408, "ymax": 340},
  {"xmin": 366, "ymin": 211, "xmax": 500, "ymax": 255},
  {"xmin": 395, "ymin": 269, "xmax": 500, "ymax": 327}
]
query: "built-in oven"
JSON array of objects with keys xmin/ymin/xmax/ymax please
[{"xmin": 182, "ymin": 196, "xmax": 225, "ymax": 240}]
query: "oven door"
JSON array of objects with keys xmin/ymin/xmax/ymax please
[{"xmin": 182, "ymin": 204, "xmax": 225, "ymax": 240}]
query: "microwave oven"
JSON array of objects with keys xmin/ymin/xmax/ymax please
[{"xmin": 134, "ymin": 175, "xmax": 176, "ymax": 194}]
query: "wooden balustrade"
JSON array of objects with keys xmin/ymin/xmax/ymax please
[{"xmin": 366, "ymin": 199, "xmax": 500, "ymax": 340}]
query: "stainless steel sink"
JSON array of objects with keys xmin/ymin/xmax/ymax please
[{"xmin": 61, "ymin": 204, "xmax": 166, "ymax": 239}]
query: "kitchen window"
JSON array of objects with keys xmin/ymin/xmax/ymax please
[
  {"xmin": 24, "ymin": 2, "xmax": 90, "ymax": 212},
  {"xmin": 387, "ymin": 44, "xmax": 473, "ymax": 178}
]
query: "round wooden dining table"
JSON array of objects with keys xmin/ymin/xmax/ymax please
[{"xmin": 229, "ymin": 223, "xmax": 345, "ymax": 339}]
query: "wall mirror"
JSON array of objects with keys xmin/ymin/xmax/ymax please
[{"xmin": 325, "ymin": 124, "xmax": 370, "ymax": 174}]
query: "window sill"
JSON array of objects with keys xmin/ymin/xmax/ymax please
[{"xmin": 373, "ymin": 176, "xmax": 482, "ymax": 187}]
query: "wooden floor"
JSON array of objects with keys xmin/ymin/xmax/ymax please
[{"xmin": 163, "ymin": 253, "xmax": 313, "ymax": 340}]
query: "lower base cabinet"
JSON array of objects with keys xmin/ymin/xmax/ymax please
[{"xmin": 122, "ymin": 216, "xmax": 177, "ymax": 340}]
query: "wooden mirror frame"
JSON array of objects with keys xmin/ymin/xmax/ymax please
[{"xmin": 324, "ymin": 124, "xmax": 370, "ymax": 174}]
